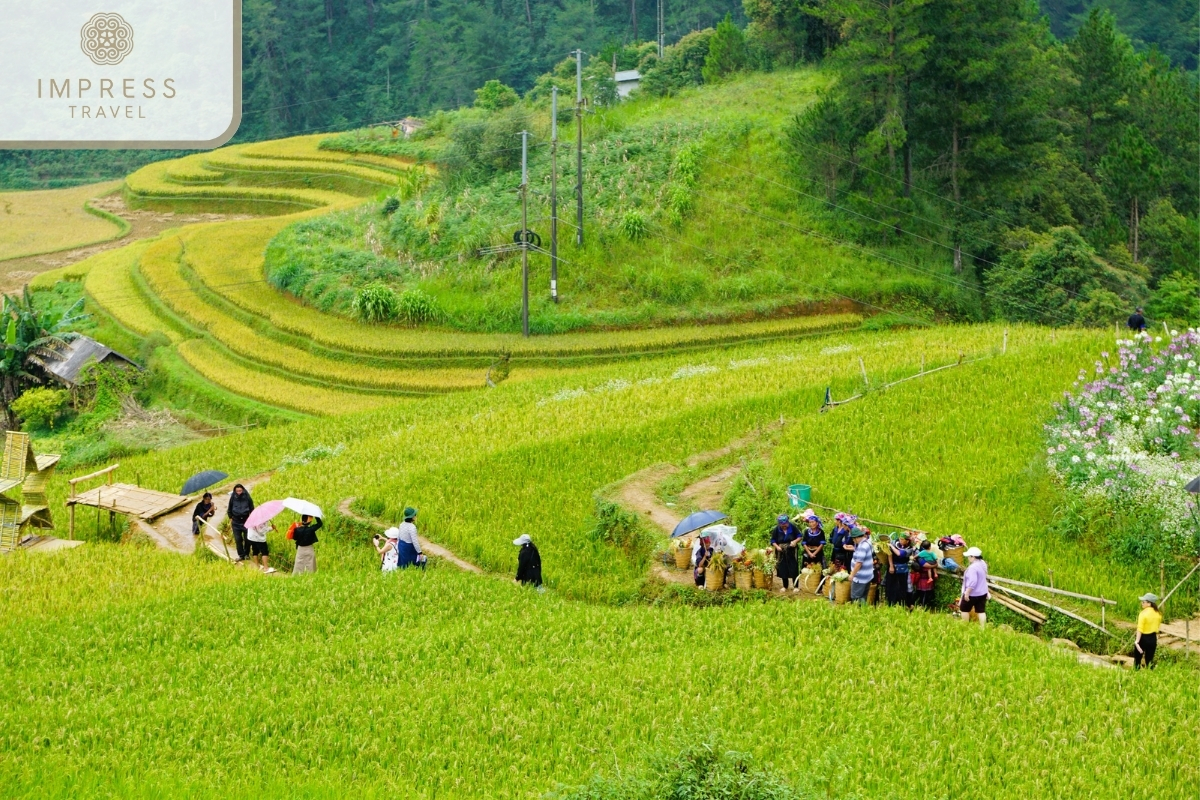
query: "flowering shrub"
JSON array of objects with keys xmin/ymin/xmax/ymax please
[{"xmin": 1045, "ymin": 329, "xmax": 1200, "ymax": 556}]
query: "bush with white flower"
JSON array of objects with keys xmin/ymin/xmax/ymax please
[{"xmin": 1045, "ymin": 329, "xmax": 1200, "ymax": 557}]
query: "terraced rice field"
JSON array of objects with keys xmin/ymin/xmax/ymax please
[{"xmin": 0, "ymin": 181, "xmax": 126, "ymax": 261}]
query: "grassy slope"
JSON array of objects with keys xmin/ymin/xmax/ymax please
[
  {"xmin": 0, "ymin": 181, "xmax": 125, "ymax": 261},
  {"xmin": 277, "ymin": 69, "xmax": 974, "ymax": 335},
  {"xmin": 0, "ymin": 548, "xmax": 1194, "ymax": 799},
  {"xmin": 3, "ymin": 324, "xmax": 1197, "ymax": 798}
]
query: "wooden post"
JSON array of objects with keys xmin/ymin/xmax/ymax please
[
  {"xmin": 859, "ymin": 357, "xmax": 869, "ymax": 387},
  {"xmin": 1100, "ymin": 597, "xmax": 1105, "ymax": 631},
  {"xmin": 1002, "ymin": 329, "xmax": 1008, "ymax": 354},
  {"xmin": 68, "ymin": 503, "xmax": 75, "ymax": 541}
]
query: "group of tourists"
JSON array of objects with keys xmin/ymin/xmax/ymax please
[
  {"xmin": 191, "ymin": 484, "xmax": 323, "ymax": 574},
  {"xmin": 693, "ymin": 509, "xmax": 990, "ymax": 624}
]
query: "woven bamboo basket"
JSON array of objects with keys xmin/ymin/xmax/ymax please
[
  {"xmin": 705, "ymin": 566, "xmax": 725, "ymax": 591},
  {"xmin": 753, "ymin": 570, "xmax": 772, "ymax": 590},
  {"xmin": 867, "ymin": 583, "xmax": 878, "ymax": 605},
  {"xmin": 673, "ymin": 544, "xmax": 692, "ymax": 570},
  {"xmin": 942, "ymin": 545, "xmax": 966, "ymax": 566},
  {"xmin": 801, "ymin": 571, "xmax": 822, "ymax": 594},
  {"xmin": 833, "ymin": 580, "xmax": 851, "ymax": 605},
  {"xmin": 734, "ymin": 570, "xmax": 753, "ymax": 590}
]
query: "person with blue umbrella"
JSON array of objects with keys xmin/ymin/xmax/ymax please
[{"xmin": 769, "ymin": 514, "xmax": 801, "ymax": 592}]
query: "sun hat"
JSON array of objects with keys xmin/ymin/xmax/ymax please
[
  {"xmin": 1140, "ymin": 592, "xmax": 1159, "ymax": 604},
  {"xmin": 850, "ymin": 526, "xmax": 868, "ymax": 538},
  {"xmin": 513, "ymin": 534, "xmax": 532, "ymax": 546},
  {"xmin": 384, "ymin": 527, "xmax": 400, "ymax": 539},
  {"xmin": 403, "ymin": 507, "xmax": 418, "ymax": 520},
  {"xmin": 964, "ymin": 546, "xmax": 983, "ymax": 558}
]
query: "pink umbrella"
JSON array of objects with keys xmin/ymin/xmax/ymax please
[{"xmin": 245, "ymin": 500, "xmax": 286, "ymax": 529}]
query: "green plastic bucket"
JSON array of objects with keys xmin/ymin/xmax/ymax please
[{"xmin": 787, "ymin": 484, "xmax": 812, "ymax": 508}]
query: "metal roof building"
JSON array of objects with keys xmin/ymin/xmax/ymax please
[{"xmin": 43, "ymin": 336, "xmax": 138, "ymax": 388}]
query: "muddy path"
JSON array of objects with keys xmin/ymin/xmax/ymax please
[
  {"xmin": 337, "ymin": 497, "xmax": 483, "ymax": 574},
  {"xmin": 143, "ymin": 473, "xmax": 275, "ymax": 559},
  {"xmin": 0, "ymin": 193, "xmax": 255, "ymax": 292}
]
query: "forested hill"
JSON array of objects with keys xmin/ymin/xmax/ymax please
[
  {"xmin": 0, "ymin": 0, "xmax": 1195, "ymax": 189},
  {"xmin": 1041, "ymin": 0, "xmax": 1198, "ymax": 71}
]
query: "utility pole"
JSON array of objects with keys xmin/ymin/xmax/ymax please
[
  {"xmin": 520, "ymin": 130, "xmax": 530, "ymax": 337},
  {"xmin": 550, "ymin": 87, "xmax": 559, "ymax": 303},
  {"xmin": 573, "ymin": 49, "xmax": 584, "ymax": 247},
  {"xmin": 657, "ymin": 0, "xmax": 664, "ymax": 58}
]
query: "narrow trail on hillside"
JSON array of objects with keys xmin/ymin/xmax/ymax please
[
  {"xmin": 337, "ymin": 497, "xmax": 483, "ymax": 574},
  {"xmin": 144, "ymin": 473, "xmax": 274, "ymax": 560}
]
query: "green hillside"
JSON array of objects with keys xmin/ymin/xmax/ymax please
[
  {"xmin": 266, "ymin": 69, "xmax": 974, "ymax": 334},
  {"xmin": 3, "ymin": 323, "xmax": 1198, "ymax": 798}
]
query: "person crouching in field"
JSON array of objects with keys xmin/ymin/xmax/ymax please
[
  {"xmin": 289, "ymin": 514, "xmax": 322, "ymax": 575},
  {"xmin": 513, "ymin": 534, "xmax": 542, "ymax": 587},
  {"xmin": 1134, "ymin": 593, "xmax": 1162, "ymax": 670}
]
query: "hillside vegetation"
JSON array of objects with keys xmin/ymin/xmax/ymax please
[
  {"xmin": 264, "ymin": 69, "xmax": 973, "ymax": 334},
  {"xmin": 3, "ymin": 323, "xmax": 1198, "ymax": 798}
]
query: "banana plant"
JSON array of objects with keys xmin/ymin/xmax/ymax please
[{"xmin": 0, "ymin": 286, "xmax": 88, "ymax": 429}]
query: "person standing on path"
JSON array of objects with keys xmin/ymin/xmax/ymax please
[
  {"xmin": 885, "ymin": 532, "xmax": 914, "ymax": 608},
  {"xmin": 191, "ymin": 492, "xmax": 215, "ymax": 537},
  {"xmin": 801, "ymin": 513, "xmax": 826, "ymax": 571},
  {"xmin": 848, "ymin": 527, "xmax": 874, "ymax": 604},
  {"xmin": 227, "ymin": 484, "xmax": 255, "ymax": 562},
  {"xmin": 290, "ymin": 514, "xmax": 322, "ymax": 575},
  {"xmin": 513, "ymin": 534, "xmax": 542, "ymax": 587},
  {"xmin": 829, "ymin": 513, "xmax": 857, "ymax": 571},
  {"xmin": 959, "ymin": 547, "xmax": 989, "ymax": 627},
  {"xmin": 770, "ymin": 514, "xmax": 801, "ymax": 591},
  {"xmin": 913, "ymin": 542, "xmax": 938, "ymax": 609},
  {"xmin": 1127, "ymin": 307, "xmax": 1147, "ymax": 332},
  {"xmin": 693, "ymin": 533, "xmax": 714, "ymax": 588},
  {"xmin": 246, "ymin": 521, "xmax": 276, "ymax": 573},
  {"xmin": 394, "ymin": 507, "xmax": 424, "ymax": 569},
  {"xmin": 1133, "ymin": 593, "xmax": 1162, "ymax": 670}
]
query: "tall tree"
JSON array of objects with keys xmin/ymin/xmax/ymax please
[
  {"xmin": 819, "ymin": 0, "xmax": 930, "ymax": 186},
  {"xmin": 1066, "ymin": 8, "xmax": 1136, "ymax": 172},
  {"xmin": 1099, "ymin": 124, "xmax": 1163, "ymax": 262}
]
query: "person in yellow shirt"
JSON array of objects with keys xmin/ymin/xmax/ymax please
[{"xmin": 1133, "ymin": 592, "xmax": 1162, "ymax": 670}]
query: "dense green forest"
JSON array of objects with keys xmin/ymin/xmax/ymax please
[{"xmin": 1, "ymin": 0, "xmax": 1195, "ymax": 190}]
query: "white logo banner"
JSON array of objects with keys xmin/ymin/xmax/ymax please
[{"xmin": 0, "ymin": 1, "xmax": 241, "ymax": 148}]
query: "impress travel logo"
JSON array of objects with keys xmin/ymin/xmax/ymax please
[
  {"xmin": 0, "ymin": 2, "xmax": 241, "ymax": 149},
  {"xmin": 80, "ymin": 13, "xmax": 134, "ymax": 66}
]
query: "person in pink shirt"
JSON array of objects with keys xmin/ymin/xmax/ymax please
[{"xmin": 959, "ymin": 547, "xmax": 989, "ymax": 628}]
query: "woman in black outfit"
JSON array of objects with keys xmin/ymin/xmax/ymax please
[
  {"xmin": 227, "ymin": 484, "xmax": 255, "ymax": 562},
  {"xmin": 770, "ymin": 515, "xmax": 801, "ymax": 591},
  {"xmin": 191, "ymin": 492, "xmax": 215, "ymax": 537},
  {"xmin": 513, "ymin": 534, "xmax": 542, "ymax": 587},
  {"xmin": 693, "ymin": 534, "xmax": 714, "ymax": 587}
]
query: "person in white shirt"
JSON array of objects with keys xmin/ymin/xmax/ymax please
[
  {"xmin": 395, "ymin": 507, "xmax": 424, "ymax": 569},
  {"xmin": 375, "ymin": 528, "xmax": 399, "ymax": 572}
]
